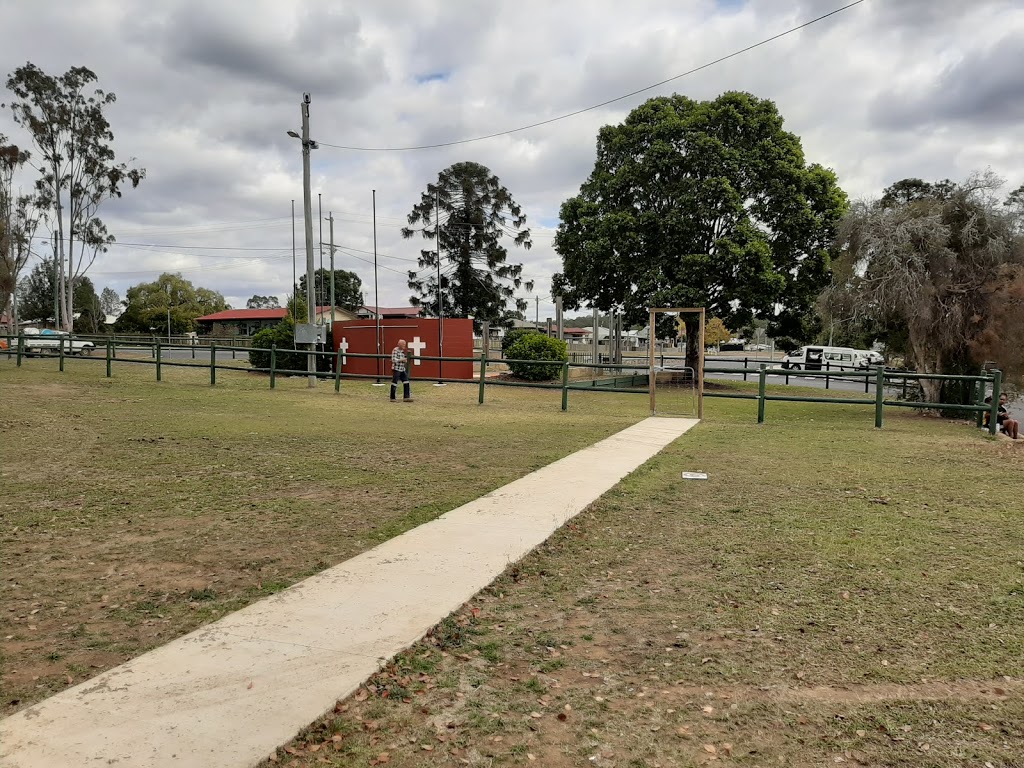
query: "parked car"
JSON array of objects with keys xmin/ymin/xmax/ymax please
[{"xmin": 21, "ymin": 328, "xmax": 95, "ymax": 356}]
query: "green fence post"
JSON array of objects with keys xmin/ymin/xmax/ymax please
[
  {"xmin": 16, "ymin": 333, "xmax": 23, "ymax": 366},
  {"xmin": 988, "ymin": 370, "xmax": 1002, "ymax": 436},
  {"xmin": 105, "ymin": 338, "xmax": 112, "ymax": 378},
  {"xmin": 156, "ymin": 340, "xmax": 162, "ymax": 381},
  {"xmin": 477, "ymin": 352, "xmax": 487, "ymax": 404},
  {"xmin": 757, "ymin": 364, "xmax": 767, "ymax": 424},
  {"xmin": 975, "ymin": 369, "xmax": 987, "ymax": 429},
  {"xmin": 874, "ymin": 365, "xmax": 885, "ymax": 429},
  {"xmin": 270, "ymin": 344, "xmax": 277, "ymax": 389},
  {"xmin": 561, "ymin": 360, "xmax": 569, "ymax": 411},
  {"xmin": 210, "ymin": 343, "xmax": 217, "ymax": 386},
  {"xmin": 59, "ymin": 337, "xmax": 65, "ymax": 372},
  {"xmin": 334, "ymin": 351, "xmax": 341, "ymax": 393}
]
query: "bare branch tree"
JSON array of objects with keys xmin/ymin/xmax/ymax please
[{"xmin": 827, "ymin": 174, "xmax": 1024, "ymax": 399}]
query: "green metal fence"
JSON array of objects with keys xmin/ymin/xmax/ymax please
[{"xmin": 2, "ymin": 333, "xmax": 1005, "ymax": 430}]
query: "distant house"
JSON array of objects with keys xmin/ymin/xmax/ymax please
[
  {"xmin": 195, "ymin": 306, "xmax": 356, "ymax": 336},
  {"xmin": 356, "ymin": 305, "xmax": 422, "ymax": 320}
]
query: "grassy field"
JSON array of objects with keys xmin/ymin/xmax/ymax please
[
  {"xmin": 262, "ymin": 393, "xmax": 1024, "ymax": 767},
  {"xmin": 0, "ymin": 358, "xmax": 650, "ymax": 712}
]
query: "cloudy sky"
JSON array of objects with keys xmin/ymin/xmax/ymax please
[{"xmin": 2, "ymin": 0, "xmax": 1022, "ymax": 319}]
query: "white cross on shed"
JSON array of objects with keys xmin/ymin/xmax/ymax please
[{"xmin": 408, "ymin": 336, "xmax": 427, "ymax": 365}]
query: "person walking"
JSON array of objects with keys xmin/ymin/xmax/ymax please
[{"xmin": 390, "ymin": 339, "xmax": 414, "ymax": 403}]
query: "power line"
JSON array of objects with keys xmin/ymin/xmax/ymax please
[{"xmin": 318, "ymin": 1, "xmax": 864, "ymax": 152}]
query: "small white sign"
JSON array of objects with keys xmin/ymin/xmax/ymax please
[{"xmin": 681, "ymin": 472, "xmax": 708, "ymax": 480}]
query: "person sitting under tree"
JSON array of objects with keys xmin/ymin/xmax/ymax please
[
  {"xmin": 984, "ymin": 394, "xmax": 1019, "ymax": 439},
  {"xmin": 390, "ymin": 339, "xmax": 414, "ymax": 403}
]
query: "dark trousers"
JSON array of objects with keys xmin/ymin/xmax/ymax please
[{"xmin": 390, "ymin": 369, "xmax": 410, "ymax": 399}]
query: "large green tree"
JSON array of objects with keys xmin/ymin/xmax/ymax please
[
  {"xmin": 6, "ymin": 63, "xmax": 145, "ymax": 331},
  {"xmin": 553, "ymin": 92, "xmax": 848, "ymax": 370},
  {"xmin": 402, "ymin": 161, "xmax": 533, "ymax": 329},
  {"xmin": 824, "ymin": 172, "xmax": 1024, "ymax": 399},
  {"xmin": 297, "ymin": 268, "xmax": 363, "ymax": 310},
  {"xmin": 114, "ymin": 273, "xmax": 227, "ymax": 334}
]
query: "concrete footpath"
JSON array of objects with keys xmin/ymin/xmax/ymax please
[{"xmin": 0, "ymin": 417, "xmax": 698, "ymax": 768}]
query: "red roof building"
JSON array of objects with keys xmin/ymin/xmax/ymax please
[{"xmin": 195, "ymin": 306, "xmax": 356, "ymax": 336}]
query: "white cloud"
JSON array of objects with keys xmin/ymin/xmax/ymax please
[{"xmin": 2, "ymin": 0, "xmax": 1021, "ymax": 321}]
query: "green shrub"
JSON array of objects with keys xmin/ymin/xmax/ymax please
[
  {"xmin": 248, "ymin": 318, "xmax": 332, "ymax": 373},
  {"xmin": 506, "ymin": 334, "xmax": 567, "ymax": 381},
  {"xmin": 501, "ymin": 327, "xmax": 540, "ymax": 355}
]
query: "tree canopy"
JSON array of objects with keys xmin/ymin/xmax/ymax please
[
  {"xmin": 114, "ymin": 273, "xmax": 227, "ymax": 334},
  {"xmin": 823, "ymin": 173, "xmax": 1024, "ymax": 398},
  {"xmin": 553, "ymin": 91, "xmax": 848, "ymax": 368},
  {"xmin": 99, "ymin": 286, "xmax": 120, "ymax": 317},
  {"xmin": 297, "ymin": 268, "xmax": 363, "ymax": 310},
  {"xmin": 17, "ymin": 259, "xmax": 97, "ymax": 326},
  {"xmin": 246, "ymin": 295, "xmax": 280, "ymax": 309},
  {"xmin": 402, "ymin": 161, "xmax": 533, "ymax": 329}
]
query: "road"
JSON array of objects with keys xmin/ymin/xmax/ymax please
[{"xmin": 703, "ymin": 357, "xmax": 882, "ymax": 394}]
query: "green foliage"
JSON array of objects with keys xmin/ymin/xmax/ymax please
[
  {"xmin": 114, "ymin": 273, "xmax": 227, "ymax": 334},
  {"xmin": 248, "ymin": 317, "xmax": 299, "ymax": 371},
  {"xmin": 501, "ymin": 327, "xmax": 540, "ymax": 355},
  {"xmin": 246, "ymin": 294, "xmax": 280, "ymax": 309},
  {"xmin": 298, "ymin": 268, "xmax": 363, "ymax": 311},
  {"xmin": 17, "ymin": 259, "xmax": 99, "ymax": 325},
  {"xmin": 506, "ymin": 334, "xmax": 567, "ymax": 381},
  {"xmin": 826, "ymin": 172, "xmax": 1024, "ymax": 399},
  {"xmin": 99, "ymin": 287, "xmax": 120, "ymax": 317},
  {"xmin": 553, "ymin": 91, "xmax": 849, "ymax": 364},
  {"xmin": 71, "ymin": 276, "xmax": 102, "ymax": 334},
  {"xmin": 286, "ymin": 294, "xmax": 308, "ymax": 321},
  {"xmin": 403, "ymin": 161, "xmax": 533, "ymax": 330},
  {"xmin": 248, "ymin": 316, "xmax": 331, "ymax": 373}
]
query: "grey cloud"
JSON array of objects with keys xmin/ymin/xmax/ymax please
[
  {"xmin": 149, "ymin": 3, "xmax": 386, "ymax": 99},
  {"xmin": 870, "ymin": 34, "xmax": 1024, "ymax": 129}
]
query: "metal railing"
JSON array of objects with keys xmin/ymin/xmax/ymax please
[{"xmin": 2, "ymin": 333, "xmax": 1005, "ymax": 429}]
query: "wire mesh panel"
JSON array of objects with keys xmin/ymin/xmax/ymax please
[
  {"xmin": 653, "ymin": 364, "xmax": 697, "ymax": 416},
  {"xmin": 648, "ymin": 308, "xmax": 704, "ymax": 418}
]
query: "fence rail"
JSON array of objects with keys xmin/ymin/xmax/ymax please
[{"xmin": 2, "ymin": 333, "xmax": 1004, "ymax": 429}]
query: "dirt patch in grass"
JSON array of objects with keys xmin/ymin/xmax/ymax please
[
  {"xmin": 0, "ymin": 360, "xmax": 647, "ymax": 712},
  {"xmin": 263, "ymin": 395, "xmax": 1024, "ymax": 767}
]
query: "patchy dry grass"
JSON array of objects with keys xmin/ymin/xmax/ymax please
[
  {"xmin": 0, "ymin": 358, "xmax": 648, "ymax": 712},
  {"xmin": 263, "ymin": 395, "xmax": 1024, "ymax": 768}
]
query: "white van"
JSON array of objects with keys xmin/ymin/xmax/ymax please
[{"xmin": 781, "ymin": 346, "xmax": 861, "ymax": 371}]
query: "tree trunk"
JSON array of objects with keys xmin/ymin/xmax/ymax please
[{"xmin": 684, "ymin": 318, "xmax": 701, "ymax": 375}]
